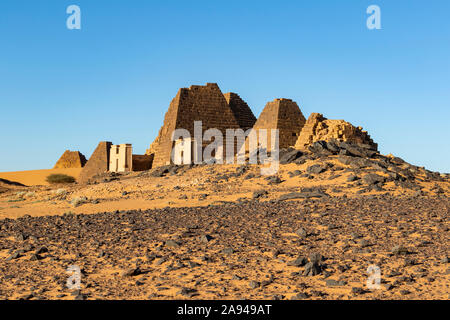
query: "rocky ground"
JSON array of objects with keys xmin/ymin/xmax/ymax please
[
  {"xmin": 0, "ymin": 141, "xmax": 448, "ymax": 300},
  {"xmin": 0, "ymin": 196, "xmax": 448, "ymax": 300}
]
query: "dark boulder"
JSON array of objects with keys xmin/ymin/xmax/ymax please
[
  {"xmin": 338, "ymin": 142, "xmax": 377, "ymax": 158},
  {"xmin": 308, "ymin": 141, "xmax": 333, "ymax": 155},
  {"xmin": 279, "ymin": 148, "xmax": 303, "ymax": 164},
  {"xmin": 279, "ymin": 188, "xmax": 329, "ymax": 200},
  {"xmin": 306, "ymin": 164, "xmax": 326, "ymax": 175},
  {"xmin": 362, "ymin": 173, "xmax": 386, "ymax": 185}
]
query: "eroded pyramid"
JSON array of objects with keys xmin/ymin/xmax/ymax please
[
  {"xmin": 250, "ymin": 98, "xmax": 306, "ymax": 150},
  {"xmin": 78, "ymin": 141, "xmax": 112, "ymax": 184},
  {"xmin": 147, "ymin": 83, "xmax": 251, "ymax": 167},
  {"xmin": 53, "ymin": 150, "xmax": 87, "ymax": 169},
  {"xmin": 294, "ymin": 113, "xmax": 377, "ymax": 150}
]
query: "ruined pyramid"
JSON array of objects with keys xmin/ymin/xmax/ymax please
[
  {"xmin": 146, "ymin": 83, "xmax": 256, "ymax": 167},
  {"xmin": 78, "ymin": 141, "xmax": 112, "ymax": 184},
  {"xmin": 53, "ymin": 150, "xmax": 87, "ymax": 169},
  {"xmin": 249, "ymin": 98, "xmax": 306, "ymax": 151},
  {"xmin": 294, "ymin": 113, "xmax": 377, "ymax": 150}
]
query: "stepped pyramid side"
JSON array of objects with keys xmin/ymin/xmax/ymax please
[
  {"xmin": 250, "ymin": 99, "xmax": 306, "ymax": 150},
  {"xmin": 53, "ymin": 150, "xmax": 87, "ymax": 169},
  {"xmin": 223, "ymin": 92, "xmax": 256, "ymax": 131},
  {"xmin": 78, "ymin": 141, "xmax": 112, "ymax": 184},
  {"xmin": 145, "ymin": 91, "xmax": 181, "ymax": 166},
  {"xmin": 147, "ymin": 83, "xmax": 243, "ymax": 167},
  {"xmin": 295, "ymin": 113, "xmax": 378, "ymax": 150}
]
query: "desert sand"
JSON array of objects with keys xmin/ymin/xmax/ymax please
[
  {"xmin": 0, "ymin": 168, "xmax": 82, "ymax": 187},
  {"xmin": 0, "ymin": 149, "xmax": 448, "ymax": 300}
]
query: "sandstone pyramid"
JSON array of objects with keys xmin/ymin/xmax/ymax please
[
  {"xmin": 223, "ymin": 92, "xmax": 256, "ymax": 131},
  {"xmin": 53, "ymin": 150, "xmax": 87, "ymax": 169},
  {"xmin": 248, "ymin": 98, "xmax": 306, "ymax": 151},
  {"xmin": 78, "ymin": 141, "xmax": 112, "ymax": 184},
  {"xmin": 295, "ymin": 113, "xmax": 377, "ymax": 150},
  {"xmin": 147, "ymin": 83, "xmax": 253, "ymax": 167}
]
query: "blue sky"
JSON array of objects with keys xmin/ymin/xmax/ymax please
[{"xmin": 0, "ymin": 0, "xmax": 449, "ymax": 173}]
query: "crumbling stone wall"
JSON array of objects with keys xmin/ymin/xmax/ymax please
[
  {"xmin": 295, "ymin": 113, "xmax": 377, "ymax": 150},
  {"xmin": 147, "ymin": 83, "xmax": 250, "ymax": 167},
  {"xmin": 132, "ymin": 154, "xmax": 153, "ymax": 171},
  {"xmin": 53, "ymin": 150, "xmax": 87, "ymax": 169}
]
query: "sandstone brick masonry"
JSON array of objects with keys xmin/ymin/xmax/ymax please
[
  {"xmin": 144, "ymin": 83, "xmax": 379, "ymax": 168},
  {"xmin": 223, "ymin": 92, "xmax": 256, "ymax": 131},
  {"xmin": 53, "ymin": 150, "xmax": 87, "ymax": 169},
  {"xmin": 295, "ymin": 113, "xmax": 378, "ymax": 150},
  {"xmin": 147, "ymin": 83, "xmax": 254, "ymax": 167},
  {"xmin": 249, "ymin": 99, "xmax": 306, "ymax": 151},
  {"xmin": 78, "ymin": 141, "xmax": 112, "ymax": 184},
  {"xmin": 132, "ymin": 154, "xmax": 154, "ymax": 171}
]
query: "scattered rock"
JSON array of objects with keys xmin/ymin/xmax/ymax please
[
  {"xmin": 249, "ymin": 281, "xmax": 260, "ymax": 289},
  {"xmin": 122, "ymin": 267, "xmax": 142, "ymax": 277},
  {"xmin": 351, "ymin": 287, "xmax": 367, "ymax": 295},
  {"xmin": 253, "ymin": 190, "xmax": 268, "ymax": 199},
  {"xmin": 6, "ymin": 251, "xmax": 22, "ymax": 261},
  {"xmin": 309, "ymin": 253, "xmax": 324, "ymax": 264},
  {"xmin": 400, "ymin": 289, "xmax": 411, "ymax": 295},
  {"xmin": 295, "ymin": 227, "xmax": 308, "ymax": 238},
  {"xmin": 279, "ymin": 149, "xmax": 303, "ymax": 164},
  {"xmin": 391, "ymin": 245, "xmax": 409, "ymax": 256},
  {"xmin": 306, "ymin": 164, "xmax": 326, "ymax": 175},
  {"xmin": 279, "ymin": 188, "xmax": 329, "ymax": 201},
  {"xmin": 325, "ymin": 279, "xmax": 346, "ymax": 287},
  {"xmin": 200, "ymin": 235, "xmax": 214, "ymax": 243},
  {"xmin": 287, "ymin": 256, "xmax": 308, "ymax": 267},
  {"xmin": 358, "ymin": 239, "xmax": 370, "ymax": 248},
  {"xmin": 178, "ymin": 287, "xmax": 199, "ymax": 298},
  {"xmin": 165, "ymin": 240, "xmax": 180, "ymax": 248},
  {"xmin": 29, "ymin": 253, "xmax": 43, "ymax": 261},
  {"xmin": 303, "ymin": 262, "xmax": 321, "ymax": 276},
  {"xmin": 222, "ymin": 247, "xmax": 234, "ymax": 255},
  {"xmin": 16, "ymin": 233, "xmax": 27, "ymax": 241},
  {"xmin": 155, "ymin": 257, "xmax": 168, "ymax": 266},
  {"xmin": 291, "ymin": 292, "xmax": 309, "ymax": 300},
  {"xmin": 362, "ymin": 174, "xmax": 385, "ymax": 185},
  {"xmin": 35, "ymin": 246, "xmax": 48, "ymax": 255},
  {"xmin": 265, "ymin": 176, "xmax": 282, "ymax": 185}
]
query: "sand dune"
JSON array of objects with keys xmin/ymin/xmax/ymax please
[{"xmin": 0, "ymin": 168, "xmax": 82, "ymax": 186}]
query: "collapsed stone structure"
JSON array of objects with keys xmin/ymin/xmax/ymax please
[
  {"xmin": 53, "ymin": 150, "xmax": 87, "ymax": 169},
  {"xmin": 146, "ymin": 83, "xmax": 257, "ymax": 167},
  {"xmin": 78, "ymin": 142, "xmax": 112, "ymax": 184},
  {"xmin": 78, "ymin": 142, "xmax": 153, "ymax": 184},
  {"xmin": 132, "ymin": 154, "xmax": 154, "ymax": 171},
  {"xmin": 145, "ymin": 83, "xmax": 378, "ymax": 168},
  {"xmin": 73, "ymin": 82, "xmax": 378, "ymax": 177},
  {"xmin": 294, "ymin": 113, "xmax": 377, "ymax": 151}
]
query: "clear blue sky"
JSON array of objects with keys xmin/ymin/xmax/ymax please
[{"xmin": 0, "ymin": 0, "xmax": 449, "ymax": 173}]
